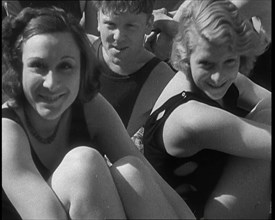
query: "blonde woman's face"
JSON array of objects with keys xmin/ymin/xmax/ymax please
[{"xmin": 189, "ymin": 36, "xmax": 240, "ymax": 100}]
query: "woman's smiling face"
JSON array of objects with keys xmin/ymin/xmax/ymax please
[
  {"xmin": 21, "ymin": 32, "xmax": 81, "ymax": 120},
  {"xmin": 189, "ymin": 35, "xmax": 240, "ymax": 100}
]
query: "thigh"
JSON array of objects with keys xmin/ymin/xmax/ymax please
[
  {"xmin": 110, "ymin": 156, "xmax": 182, "ymax": 219},
  {"xmin": 204, "ymin": 155, "xmax": 271, "ymax": 219}
]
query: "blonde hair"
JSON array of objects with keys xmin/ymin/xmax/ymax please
[{"xmin": 171, "ymin": 0, "xmax": 270, "ymax": 76}]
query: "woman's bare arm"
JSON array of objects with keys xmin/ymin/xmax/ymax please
[
  {"xmin": 164, "ymin": 100, "xmax": 271, "ymax": 160},
  {"xmin": 84, "ymin": 94, "xmax": 196, "ymax": 219},
  {"xmin": 235, "ymin": 73, "xmax": 271, "ymax": 116},
  {"xmin": 2, "ymin": 118, "xmax": 68, "ymax": 219}
]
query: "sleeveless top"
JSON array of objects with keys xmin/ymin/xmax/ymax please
[
  {"xmin": 143, "ymin": 84, "xmax": 249, "ymax": 218},
  {"xmin": 19, "ymin": 0, "xmax": 82, "ymax": 22},
  {"xmin": 2, "ymin": 101, "xmax": 91, "ymax": 220},
  {"xmin": 93, "ymin": 38, "xmax": 162, "ymax": 127}
]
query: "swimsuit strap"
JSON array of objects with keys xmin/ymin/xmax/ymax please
[{"xmin": 150, "ymin": 91, "xmax": 221, "ymax": 123}]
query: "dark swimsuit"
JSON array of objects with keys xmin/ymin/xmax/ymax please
[
  {"xmin": 143, "ymin": 84, "xmax": 249, "ymax": 218},
  {"xmin": 93, "ymin": 39, "xmax": 162, "ymax": 128},
  {"xmin": 2, "ymin": 101, "xmax": 91, "ymax": 220}
]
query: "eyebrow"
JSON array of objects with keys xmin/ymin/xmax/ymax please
[
  {"xmin": 26, "ymin": 56, "xmax": 78, "ymax": 62},
  {"xmin": 61, "ymin": 56, "xmax": 77, "ymax": 60},
  {"xmin": 196, "ymin": 55, "xmax": 212, "ymax": 61},
  {"xmin": 26, "ymin": 57, "xmax": 44, "ymax": 61}
]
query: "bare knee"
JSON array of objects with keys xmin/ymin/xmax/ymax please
[
  {"xmin": 51, "ymin": 146, "xmax": 104, "ymax": 179},
  {"xmin": 64, "ymin": 146, "xmax": 104, "ymax": 168},
  {"xmin": 59, "ymin": 146, "xmax": 112, "ymax": 188},
  {"xmin": 49, "ymin": 147, "xmax": 106, "ymax": 203}
]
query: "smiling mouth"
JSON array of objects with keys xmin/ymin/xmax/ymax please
[
  {"xmin": 39, "ymin": 94, "xmax": 64, "ymax": 102},
  {"xmin": 208, "ymin": 82, "xmax": 227, "ymax": 89},
  {"xmin": 113, "ymin": 46, "xmax": 128, "ymax": 51}
]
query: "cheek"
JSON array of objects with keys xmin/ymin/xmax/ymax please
[
  {"xmin": 101, "ymin": 32, "xmax": 112, "ymax": 45},
  {"xmin": 232, "ymin": 59, "xmax": 240, "ymax": 75},
  {"xmin": 100, "ymin": 27, "xmax": 110, "ymax": 38},
  {"xmin": 190, "ymin": 64, "xmax": 205, "ymax": 80},
  {"xmin": 22, "ymin": 70, "xmax": 40, "ymax": 96},
  {"xmin": 69, "ymin": 71, "xmax": 81, "ymax": 95},
  {"xmin": 232, "ymin": 67, "xmax": 239, "ymax": 77},
  {"xmin": 226, "ymin": 65, "xmax": 239, "ymax": 79},
  {"xmin": 133, "ymin": 30, "xmax": 145, "ymax": 40},
  {"xmin": 189, "ymin": 57, "xmax": 198, "ymax": 74}
]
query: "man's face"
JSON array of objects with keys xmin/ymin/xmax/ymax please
[{"xmin": 97, "ymin": 9, "xmax": 152, "ymax": 66}]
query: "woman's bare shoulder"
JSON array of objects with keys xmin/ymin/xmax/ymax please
[{"xmin": 2, "ymin": 113, "xmax": 32, "ymax": 171}]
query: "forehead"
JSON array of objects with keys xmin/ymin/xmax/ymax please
[
  {"xmin": 22, "ymin": 32, "xmax": 80, "ymax": 57},
  {"xmin": 192, "ymin": 36, "xmax": 237, "ymax": 60},
  {"xmin": 99, "ymin": 9, "xmax": 148, "ymax": 23}
]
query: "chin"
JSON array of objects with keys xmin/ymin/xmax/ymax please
[
  {"xmin": 112, "ymin": 57, "xmax": 121, "ymax": 64},
  {"xmin": 36, "ymin": 106, "xmax": 63, "ymax": 121},
  {"xmin": 39, "ymin": 111, "xmax": 60, "ymax": 121},
  {"xmin": 205, "ymin": 91, "xmax": 225, "ymax": 101},
  {"xmin": 203, "ymin": 85, "xmax": 228, "ymax": 100}
]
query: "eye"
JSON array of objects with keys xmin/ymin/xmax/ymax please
[
  {"xmin": 104, "ymin": 22, "xmax": 115, "ymax": 29},
  {"xmin": 58, "ymin": 62, "xmax": 73, "ymax": 70},
  {"xmin": 225, "ymin": 58, "xmax": 237, "ymax": 66},
  {"xmin": 200, "ymin": 61, "xmax": 214, "ymax": 70},
  {"xmin": 28, "ymin": 60, "xmax": 47, "ymax": 70},
  {"xmin": 126, "ymin": 23, "xmax": 136, "ymax": 29},
  {"xmin": 27, "ymin": 60, "xmax": 48, "ymax": 74}
]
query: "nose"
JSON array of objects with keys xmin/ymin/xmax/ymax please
[
  {"xmin": 211, "ymin": 72, "xmax": 222, "ymax": 84},
  {"xmin": 113, "ymin": 28, "xmax": 125, "ymax": 42},
  {"xmin": 210, "ymin": 68, "xmax": 226, "ymax": 86},
  {"xmin": 43, "ymin": 70, "xmax": 60, "ymax": 91}
]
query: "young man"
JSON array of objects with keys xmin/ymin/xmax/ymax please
[{"xmin": 87, "ymin": 0, "xmax": 176, "ymax": 140}]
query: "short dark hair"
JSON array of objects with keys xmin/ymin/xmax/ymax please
[
  {"xmin": 2, "ymin": 7, "xmax": 100, "ymax": 107},
  {"xmin": 92, "ymin": 0, "xmax": 156, "ymax": 16}
]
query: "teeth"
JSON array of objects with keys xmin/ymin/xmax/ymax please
[{"xmin": 40, "ymin": 95, "xmax": 61, "ymax": 102}]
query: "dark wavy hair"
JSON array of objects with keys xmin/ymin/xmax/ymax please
[
  {"xmin": 2, "ymin": 7, "xmax": 100, "ymax": 107},
  {"xmin": 171, "ymin": 0, "xmax": 270, "ymax": 76},
  {"xmin": 92, "ymin": 0, "xmax": 156, "ymax": 16}
]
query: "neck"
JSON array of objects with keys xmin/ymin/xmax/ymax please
[
  {"xmin": 24, "ymin": 105, "xmax": 61, "ymax": 137},
  {"xmin": 102, "ymin": 47, "xmax": 151, "ymax": 76}
]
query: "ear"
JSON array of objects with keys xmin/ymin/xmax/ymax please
[{"xmin": 145, "ymin": 14, "xmax": 154, "ymax": 35}]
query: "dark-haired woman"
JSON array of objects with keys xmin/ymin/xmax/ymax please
[{"xmin": 2, "ymin": 7, "xmax": 195, "ymax": 220}]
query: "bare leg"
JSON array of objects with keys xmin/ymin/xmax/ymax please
[
  {"xmin": 110, "ymin": 155, "xmax": 189, "ymax": 219},
  {"xmin": 204, "ymin": 155, "xmax": 271, "ymax": 219},
  {"xmin": 48, "ymin": 146, "xmax": 126, "ymax": 219}
]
